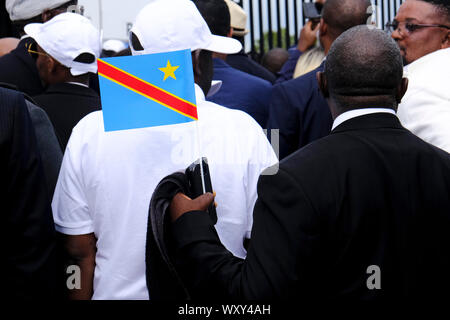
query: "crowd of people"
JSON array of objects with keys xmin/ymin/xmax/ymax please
[{"xmin": 1, "ymin": 0, "xmax": 449, "ymax": 301}]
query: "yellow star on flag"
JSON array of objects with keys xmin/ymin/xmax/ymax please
[{"xmin": 159, "ymin": 60, "xmax": 179, "ymax": 81}]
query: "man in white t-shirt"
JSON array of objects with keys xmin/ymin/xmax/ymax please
[{"xmin": 52, "ymin": 0, "xmax": 278, "ymax": 300}]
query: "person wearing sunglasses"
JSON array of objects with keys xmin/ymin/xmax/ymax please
[
  {"xmin": 387, "ymin": 0, "xmax": 449, "ymax": 66},
  {"xmin": 389, "ymin": 0, "xmax": 450, "ymax": 154},
  {"xmin": 0, "ymin": 1, "xmax": 80, "ymax": 97},
  {"xmin": 25, "ymin": 12, "xmax": 101, "ymax": 152}
]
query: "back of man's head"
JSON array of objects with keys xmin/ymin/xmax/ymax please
[
  {"xmin": 324, "ymin": 25, "xmax": 404, "ymax": 111},
  {"xmin": 322, "ymin": 0, "xmax": 372, "ymax": 39},
  {"xmin": 193, "ymin": 0, "xmax": 231, "ymax": 37},
  {"xmin": 262, "ymin": 48, "xmax": 289, "ymax": 75}
]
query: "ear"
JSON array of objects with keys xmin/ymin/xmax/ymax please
[
  {"xmin": 316, "ymin": 71, "xmax": 329, "ymax": 98},
  {"xmin": 46, "ymin": 56, "xmax": 60, "ymax": 75},
  {"xmin": 396, "ymin": 77, "xmax": 409, "ymax": 104},
  {"xmin": 227, "ymin": 27, "xmax": 233, "ymax": 38},
  {"xmin": 319, "ymin": 18, "xmax": 327, "ymax": 37}
]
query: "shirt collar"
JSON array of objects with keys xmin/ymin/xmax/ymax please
[
  {"xmin": 66, "ymin": 81, "xmax": 89, "ymax": 88},
  {"xmin": 332, "ymin": 108, "xmax": 397, "ymax": 131},
  {"xmin": 195, "ymin": 83, "xmax": 205, "ymax": 104},
  {"xmin": 207, "ymin": 80, "xmax": 222, "ymax": 98}
]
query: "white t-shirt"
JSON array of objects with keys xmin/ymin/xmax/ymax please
[
  {"xmin": 397, "ymin": 48, "xmax": 450, "ymax": 153},
  {"xmin": 52, "ymin": 84, "xmax": 278, "ymax": 300}
]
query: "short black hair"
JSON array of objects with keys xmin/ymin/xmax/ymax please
[
  {"xmin": 322, "ymin": 0, "xmax": 372, "ymax": 38},
  {"xmin": 325, "ymin": 25, "xmax": 403, "ymax": 109},
  {"xmin": 193, "ymin": 0, "xmax": 230, "ymax": 37},
  {"xmin": 421, "ymin": 0, "xmax": 450, "ymax": 22}
]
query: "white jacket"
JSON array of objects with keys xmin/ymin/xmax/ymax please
[{"xmin": 397, "ymin": 48, "xmax": 450, "ymax": 153}]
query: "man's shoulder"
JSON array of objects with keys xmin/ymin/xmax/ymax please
[
  {"xmin": 0, "ymin": 40, "xmax": 29, "ymax": 69},
  {"xmin": 0, "ymin": 52, "xmax": 24, "ymax": 79},
  {"xmin": 407, "ymin": 48, "xmax": 450, "ymax": 74},
  {"xmin": 217, "ymin": 62, "xmax": 272, "ymax": 89},
  {"xmin": 0, "ymin": 86, "xmax": 23, "ymax": 105},
  {"xmin": 35, "ymin": 85, "xmax": 100, "ymax": 109},
  {"xmin": 281, "ymin": 134, "xmax": 338, "ymax": 165},
  {"xmin": 403, "ymin": 49, "xmax": 450, "ymax": 98},
  {"xmin": 227, "ymin": 54, "xmax": 276, "ymax": 83},
  {"xmin": 283, "ymin": 122, "xmax": 450, "ymax": 166},
  {"xmin": 273, "ymin": 65, "xmax": 322, "ymax": 100},
  {"xmin": 201, "ymin": 99, "xmax": 263, "ymax": 129},
  {"xmin": 71, "ymin": 110, "xmax": 104, "ymax": 134},
  {"xmin": 271, "ymin": 65, "xmax": 325, "ymax": 111}
]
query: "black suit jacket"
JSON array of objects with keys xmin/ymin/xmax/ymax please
[
  {"xmin": 266, "ymin": 62, "xmax": 333, "ymax": 160},
  {"xmin": 0, "ymin": 82, "xmax": 62, "ymax": 195},
  {"xmin": 33, "ymin": 83, "xmax": 101, "ymax": 150},
  {"xmin": 171, "ymin": 113, "xmax": 450, "ymax": 300},
  {"xmin": 0, "ymin": 38, "xmax": 45, "ymax": 96},
  {"xmin": 1, "ymin": 87, "xmax": 57, "ymax": 299},
  {"xmin": 25, "ymin": 100, "xmax": 63, "ymax": 196}
]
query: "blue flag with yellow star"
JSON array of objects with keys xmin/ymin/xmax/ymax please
[{"xmin": 97, "ymin": 49, "xmax": 197, "ymax": 132}]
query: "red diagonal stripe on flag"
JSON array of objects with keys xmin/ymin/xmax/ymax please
[{"xmin": 98, "ymin": 59, "xmax": 198, "ymax": 120}]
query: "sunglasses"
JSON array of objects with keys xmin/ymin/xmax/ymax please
[
  {"xmin": 26, "ymin": 42, "xmax": 50, "ymax": 59},
  {"xmin": 386, "ymin": 20, "xmax": 450, "ymax": 35}
]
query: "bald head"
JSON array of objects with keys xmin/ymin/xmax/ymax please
[
  {"xmin": 322, "ymin": 0, "xmax": 372, "ymax": 38},
  {"xmin": 0, "ymin": 38, "xmax": 19, "ymax": 57},
  {"xmin": 319, "ymin": 25, "xmax": 407, "ymax": 114}
]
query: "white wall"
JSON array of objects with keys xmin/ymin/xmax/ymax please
[{"xmin": 79, "ymin": 0, "xmax": 151, "ymax": 42}]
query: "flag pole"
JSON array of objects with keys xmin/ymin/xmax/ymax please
[{"xmin": 195, "ymin": 120, "xmax": 206, "ymax": 194}]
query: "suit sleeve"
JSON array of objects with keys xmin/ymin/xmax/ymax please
[
  {"xmin": 266, "ymin": 84, "xmax": 300, "ymax": 160},
  {"xmin": 171, "ymin": 167, "xmax": 321, "ymax": 299},
  {"xmin": 2, "ymin": 91, "xmax": 57, "ymax": 299},
  {"xmin": 26, "ymin": 101, "xmax": 63, "ymax": 197}
]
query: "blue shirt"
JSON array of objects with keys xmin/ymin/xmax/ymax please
[{"xmin": 207, "ymin": 58, "xmax": 272, "ymax": 128}]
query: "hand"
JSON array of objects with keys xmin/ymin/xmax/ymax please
[
  {"xmin": 169, "ymin": 192, "xmax": 216, "ymax": 222},
  {"xmin": 297, "ymin": 20, "xmax": 320, "ymax": 52}
]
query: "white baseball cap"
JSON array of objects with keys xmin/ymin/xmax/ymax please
[
  {"xmin": 24, "ymin": 12, "xmax": 101, "ymax": 76},
  {"xmin": 103, "ymin": 39, "xmax": 127, "ymax": 53},
  {"xmin": 6, "ymin": 0, "xmax": 72, "ymax": 21},
  {"xmin": 129, "ymin": 0, "xmax": 242, "ymax": 56}
]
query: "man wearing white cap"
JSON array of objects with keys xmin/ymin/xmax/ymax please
[
  {"xmin": 0, "ymin": 0, "xmax": 79, "ymax": 96},
  {"xmin": 26, "ymin": 12, "xmax": 101, "ymax": 151},
  {"xmin": 52, "ymin": 0, "xmax": 278, "ymax": 300}
]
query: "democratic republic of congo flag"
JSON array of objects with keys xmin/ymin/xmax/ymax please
[{"xmin": 97, "ymin": 49, "xmax": 197, "ymax": 131}]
